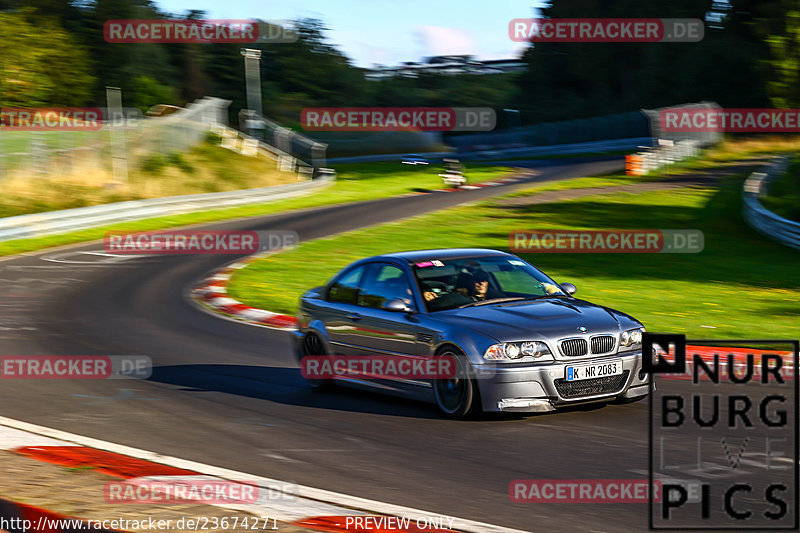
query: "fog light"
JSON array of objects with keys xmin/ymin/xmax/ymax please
[{"xmin": 638, "ymin": 368, "xmax": 648, "ymax": 381}]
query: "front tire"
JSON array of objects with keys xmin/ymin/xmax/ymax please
[
  {"xmin": 432, "ymin": 347, "xmax": 481, "ymax": 419},
  {"xmin": 302, "ymin": 333, "xmax": 334, "ymax": 392}
]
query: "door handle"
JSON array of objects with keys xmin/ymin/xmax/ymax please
[{"xmin": 346, "ymin": 313, "xmax": 361, "ymax": 321}]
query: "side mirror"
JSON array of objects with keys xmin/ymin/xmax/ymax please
[
  {"xmin": 560, "ymin": 282, "xmax": 577, "ymax": 295},
  {"xmin": 382, "ymin": 298, "xmax": 413, "ymax": 313}
]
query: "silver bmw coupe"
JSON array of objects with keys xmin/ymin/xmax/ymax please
[{"xmin": 291, "ymin": 248, "xmax": 649, "ymax": 418}]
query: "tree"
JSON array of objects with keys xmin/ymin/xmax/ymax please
[
  {"xmin": 0, "ymin": 10, "xmax": 95, "ymax": 107},
  {"xmin": 131, "ymin": 75, "xmax": 177, "ymax": 110},
  {"xmin": 763, "ymin": 8, "xmax": 800, "ymax": 107},
  {"xmin": 510, "ymin": 0, "xmax": 784, "ymax": 124}
]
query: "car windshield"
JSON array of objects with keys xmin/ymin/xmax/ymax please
[{"xmin": 411, "ymin": 255, "xmax": 567, "ymax": 312}]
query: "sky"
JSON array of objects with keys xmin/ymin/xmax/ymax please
[{"xmin": 154, "ymin": 0, "xmax": 543, "ymax": 67}]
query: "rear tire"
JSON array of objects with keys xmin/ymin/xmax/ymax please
[
  {"xmin": 302, "ymin": 333, "xmax": 334, "ymax": 392},
  {"xmin": 432, "ymin": 347, "xmax": 481, "ymax": 419}
]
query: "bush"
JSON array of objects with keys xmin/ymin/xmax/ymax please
[
  {"xmin": 166, "ymin": 152, "xmax": 195, "ymax": 174},
  {"xmin": 140, "ymin": 154, "xmax": 167, "ymax": 174},
  {"xmin": 205, "ymin": 131, "xmax": 223, "ymax": 145}
]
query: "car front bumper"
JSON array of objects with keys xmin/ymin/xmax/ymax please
[{"xmin": 474, "ymin": 351, "xmax": 649, "ymax": 413}]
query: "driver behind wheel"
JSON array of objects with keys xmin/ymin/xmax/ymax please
[{"xmin": 456, "ymin": 269, "xmax": 503, "ymax": 301}]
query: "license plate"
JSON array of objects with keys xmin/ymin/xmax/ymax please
[{"xmin": 565, "ymin": 359, "xmax": 622, "ymax": 381}]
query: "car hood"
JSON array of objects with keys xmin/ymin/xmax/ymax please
[{"xmin": 436, "ymin": 298, "xmax": 630, "ymax": 341}]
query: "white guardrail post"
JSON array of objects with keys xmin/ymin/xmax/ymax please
[{"xmin": 742, "ymin": 156, "xmax": 800, "ymax": 250}]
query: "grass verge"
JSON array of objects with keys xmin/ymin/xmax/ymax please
[{"xmin": 228, "ymin": 164, "xmax": 800, "ymax": 339}]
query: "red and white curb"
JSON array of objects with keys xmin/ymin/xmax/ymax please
[
  {"xmin": 191, "ymin": 258, "xmax": 298, "ymax": 330},
  {"xmin": 0, "ymin": 417, "xmax": 529, "ymax": 533}
]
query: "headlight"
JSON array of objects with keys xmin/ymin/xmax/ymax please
[
  {"xmin": 484, "ymin": 342, "xmax": 552, "ymax": 362},
  {"xmin": 520, "ymin": 341, "xmax": 550, "ymax": 358},
  {"xmin": 619, "ymin": 327, "xmax": 645, "ymax": 351}
]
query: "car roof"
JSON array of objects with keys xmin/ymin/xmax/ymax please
[{"xmin": 371, "ymin": 248, "xmax": 512, "ymax": 263}]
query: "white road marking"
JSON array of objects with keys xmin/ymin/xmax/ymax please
[
  {"xmin": 42, "ymin": 250, "xmax": 156, "ymax": 265},
  {"xmin": 0, "ymin": 416, "xmax": 531, "ymax": 533},
  {"xmin": 0, "ymin": 426, "xmax": 78, "ymax": 449}
]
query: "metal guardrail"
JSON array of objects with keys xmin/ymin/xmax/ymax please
[
  {"xmin": 0, "ymin": 174, "xmax": 334, "ymax": 242},
  {"xmin": 743, "ymin": 155, "xmax": 800, "ymax": 250}
]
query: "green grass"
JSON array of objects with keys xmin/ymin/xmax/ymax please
[
  {"xmin": 504, "ymin": 171, "xmax": 647, "ymax": 197},
  {"xmin": 761, "ymin": 154, "xmax": 800, "ymax": 222},
  {"xmin": 228, "ymin": 168, "xmax": 800, "ymax": 339},
  {"xmin": 0, "ymin": 162, "xmax": 516, "ymax": 257},
  {"xmin": 328, "ymin": 161, "xmax": 515, "ymax": 198},
  {"xmin": 0, "ymin": 129, "xmax": 107, "ymax": 152}
]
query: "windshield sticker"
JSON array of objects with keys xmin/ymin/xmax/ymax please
[{"xmin": 416, "ymin": 260, "xmax": 444, "ymax": 268}]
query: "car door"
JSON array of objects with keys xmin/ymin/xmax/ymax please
[
  {"xmin": 352, "ymin": 262, "xmax": 421, "ymax": 357},
  {"xmin": 349, "ymin": 262, "xmax": 437, "ymax": 388},
  {"xmin": 323, "ymin": 263, "xmax": 368, "ymax": 354}
]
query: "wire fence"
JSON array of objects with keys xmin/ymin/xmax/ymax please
[
  {"xmin": 0, "ymin": 97, "xmax": 230, "ymax": 182},
  {"xmin": 641, "ymin": 101, "xmax": 722, "ymax": 146}
]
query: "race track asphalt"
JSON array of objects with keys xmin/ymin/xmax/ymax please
[{"xmin": 1, "ymin": 157, "xmax": 789, "ymax": 532}]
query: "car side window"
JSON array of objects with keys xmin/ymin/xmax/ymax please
[
  {"xmin": 358, "ymin": 264, "xmax": 415, "ymax": 310},
  {"xmin": 327, "ymin": 265, "xmax": 365, "ymax": 305}
]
